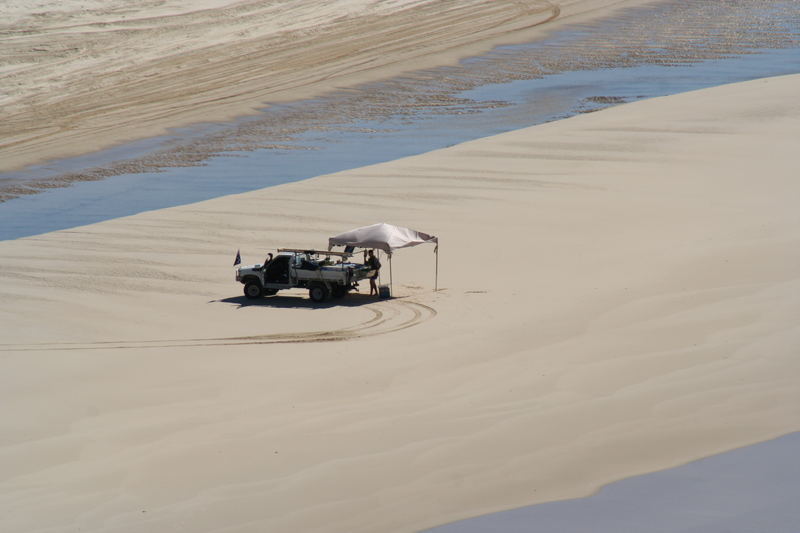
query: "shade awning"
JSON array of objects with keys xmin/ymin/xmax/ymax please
[{"xmin": 328, "ymin": 222, "xmax": 438, "ymax": 255}]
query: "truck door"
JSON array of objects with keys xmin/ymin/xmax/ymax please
[{"xmin": 264, "ymin": 255, "xmax": 290, "ymax": 284}]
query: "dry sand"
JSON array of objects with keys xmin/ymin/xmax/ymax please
[
  {"xmin": 2, "ymin": 72, "xmax": 799, "ymax": 532},
  {"xmin": 1, "ymin": 0, "xmax": 656, "ymax": 173}
]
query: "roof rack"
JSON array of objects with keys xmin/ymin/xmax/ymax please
[{"xmin": 277, "ymin": 248, "xmax": 353, "ymax": 258}]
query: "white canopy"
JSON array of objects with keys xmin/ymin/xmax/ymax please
[
  {"xmin": 328, "ymin": 222, "xmax": 438, "ymax": 255},
  {"xmin": 328, "ymin": 223, "xmax": 439, "ymax": 292}
]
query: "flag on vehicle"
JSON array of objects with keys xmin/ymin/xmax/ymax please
[{"xmin": 233, "ymin": 250, "xmax": 241, "ymax": 266}]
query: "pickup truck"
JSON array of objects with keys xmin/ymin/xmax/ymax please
[{"xmin": 236, "ymin": 248, "xmax": 375, "ymax": 302}]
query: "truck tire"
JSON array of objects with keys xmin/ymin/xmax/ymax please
[
  {"xmin": 309, "ymin": 283, "xmax": 329, "ymax": 302},
  {"xmin": 244, "ymin": 281, "xmax": 264, "ymax": 299}
]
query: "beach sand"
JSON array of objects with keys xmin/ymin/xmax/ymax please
[{"xmin": 2, "ymin": 69, "xmax": 800, "ymax": 531}]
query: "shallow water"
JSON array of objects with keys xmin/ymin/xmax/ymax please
[
  {"xmin": 422, "ymin": 432, "xmax": 800, "ymax": 533},
  {"xmin": 1, "ymin": 0, "xmax": 798, "ymax": 240}
]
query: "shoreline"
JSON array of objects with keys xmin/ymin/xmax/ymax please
[
  {"xmin": 2, "ymin": 74, "xmax": 799, "ymax": 532},
  {"xmin": 2, "ymin": 0, "xmax": 797, "ymax": 231}
]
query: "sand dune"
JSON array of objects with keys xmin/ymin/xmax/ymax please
[{"xmin": 1, "ymin": 74, "xmax": 799, "ymax": 532}]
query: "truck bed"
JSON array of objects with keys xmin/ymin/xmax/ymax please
[{"xmin": 293, "ymin": 262, "xmax": 372, "ymax": 283}]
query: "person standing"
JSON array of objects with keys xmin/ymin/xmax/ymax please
[{"xmin": 366, "ymin": 249, "xmax": 381, "ymax": 296}]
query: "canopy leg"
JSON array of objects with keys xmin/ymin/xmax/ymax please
[
  {"xmin": 389, "ymin": 254, "xmax": 393, "ymax": 297},
  {"xmin": 435, "ymin": 246, "xmax": 439, "ymax": 291}
]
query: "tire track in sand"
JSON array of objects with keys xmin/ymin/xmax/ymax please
[
  {"xmin": 2, "ymin": 0, "xmax": 562, "ymax": 178},
  {"xmin": 0, "ymin": 299, "xmax": 436, "ymax": 352}
]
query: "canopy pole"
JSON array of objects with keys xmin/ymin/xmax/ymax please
[
  {"xmin": 434, "ymin": 245, "xmax": 439, "ymax": 291},
  {"xmin": 375, "ymin": 250, "xmax": 381, "ymax": 287},
  {"xmin": 389, "ymin": 254, "xmax": 393, "ymax": 297}
]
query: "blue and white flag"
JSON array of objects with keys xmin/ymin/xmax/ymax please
[{"xmin": 233, "ymin": 250, "xmax": 241, "ymax": 266}]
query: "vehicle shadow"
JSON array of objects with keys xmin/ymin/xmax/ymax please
[{"xmin": 211, "ymin": 292, "xmax": 383, "ymax": 309}]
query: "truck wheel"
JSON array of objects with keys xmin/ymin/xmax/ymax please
[
  {"xmin": 244, "ymin": 282, "xmax": 264, "ymax": 299},
  {"xmin": 309, "ymin": 283, "xmax": 329, "ymax": 302}
]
